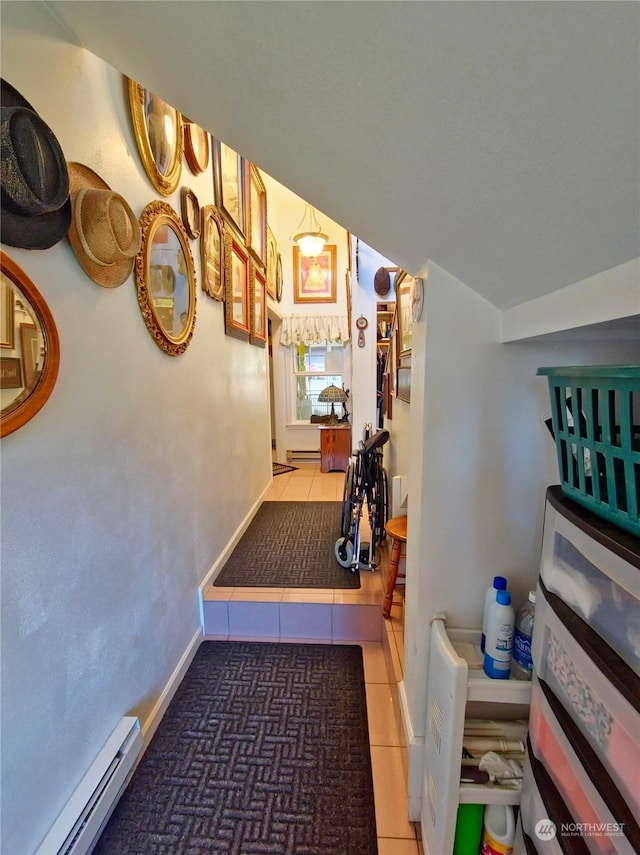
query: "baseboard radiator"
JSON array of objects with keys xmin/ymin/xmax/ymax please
[
  {"xmin": 35, "ymin": 716, "xmax": 142, "ymax": 855},
  {"xmin": 286, "ymin": 449, "xmax": 320, "ymax": 462}
]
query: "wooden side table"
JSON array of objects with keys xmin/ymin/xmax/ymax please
[{"xmin": 319, "ymin": 425, "xmax": 352, "ymax": 473}]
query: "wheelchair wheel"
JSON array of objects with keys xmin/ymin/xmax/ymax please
[
  {"xmin": 334, "ymin": 536, "xmax": 354, "ymax": 570},
  {"xmin": 340, "ymin": 462, "xmax": 355, "ymax": 537},
  {"xmin": 374, "ymin": 465, "xmax": 389, "ymax": 543}
]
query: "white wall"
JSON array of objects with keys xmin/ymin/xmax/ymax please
[
  {"xmin": 402, "ymin": 262, "xmax": 640, "ymax": 819},
  {"xmin": 0, "ymin": 32, "xmax": 272, "ymax": 855}
]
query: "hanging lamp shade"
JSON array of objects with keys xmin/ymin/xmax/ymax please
[{"xmin": 293, "ymin": 203, "xmax": 328, "ymax": 258}]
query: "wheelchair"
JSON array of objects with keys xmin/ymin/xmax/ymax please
[{"xmin": 334, "ymin": 425, "xmax": 389, "ymax": 572}]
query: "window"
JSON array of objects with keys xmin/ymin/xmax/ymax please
[{"xmin": 290, "ymin": 342, "xmax": 345, "ymax": 422}]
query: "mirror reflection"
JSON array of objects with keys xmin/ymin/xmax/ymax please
[
  {"xmin": 1, "ymin": 273, "xmax": 47, "ymax": 418},
  {"xmin": 149, "ymin": 222, "xmax": 192, "ymax": 340},
  {"xmin": 145, "ymin": 92, "xmax": 179, "ymax": 177}
]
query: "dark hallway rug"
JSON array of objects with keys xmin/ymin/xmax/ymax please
[
  {"xmin": 93, "ymin": 641, "xmax": 378, "ymax": 855},
  {"xmin": 272, "ymin": 462, "xmax": 299, "ymax": 476},
  {"xmin": 213, "ymin": 502, "xmax": 360, "ymax": 589}
]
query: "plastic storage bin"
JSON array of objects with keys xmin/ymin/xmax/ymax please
[
  {"xmin": 529, "ymin": 676, "xmax": 639, "ymax": 854},
  {"xmin": 537, "ymin": 366, "xmax": 640, "ymax": 536}
]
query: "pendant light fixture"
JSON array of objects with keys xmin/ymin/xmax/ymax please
[{"xmin": 292, "ymin": 203, "xmax": 328, "ymax": 258}]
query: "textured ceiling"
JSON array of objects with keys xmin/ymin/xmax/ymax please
[{"xmin": 24, "ymin": 1, "xmax": 640, "ymax": 307}]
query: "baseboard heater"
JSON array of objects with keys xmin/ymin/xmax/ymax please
[
  {"xmin": 35, "ymin": 716, "xmax": 142, "ymax": 855},
  {"xmin": 286, "ymin": 449, "xmax": 320, "ymax": 462}
]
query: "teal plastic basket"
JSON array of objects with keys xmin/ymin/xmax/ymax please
[{"xmin": 537, "ymin": 365, "xmax": 640, "ymax": 537}]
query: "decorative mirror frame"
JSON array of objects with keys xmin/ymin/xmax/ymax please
[
  {"xmin": 246, "ymin": 163, "xmax": 267, "ymax": 268},
  {"xmin": 249, "ymin": 262, "xmax": 267, "ymax": 348},
  {"xmin": 224, "ymin": 236, "xmax": 250, "ymax": 341},
  {"xmin": 180, "ymin": 187, "xmax": 201, "ymax": 239},
  {"xmin": 200, "ymin": 205, "xmax": 225, "ymax": 301},
  {"xmin": 128, "ymin": 79, "xmax": 183, "ymax": 196},
  {"xmin": 275, "ymin": 253, "xmax": 283, "ymax": 302},
  {"xmin": 0, "ymin": 251, "xmax": 60, "ymax": 437},
  {"xmin": 184, "ymin": 122, "xmax": 210, "ymax": 175},
  {"xmin": 135, "ymin": 201, "xmax": 197, "ymax": 357},
  {"xmin": 266, "ymin": 224, "xmax": 277, "ymax": 299}
]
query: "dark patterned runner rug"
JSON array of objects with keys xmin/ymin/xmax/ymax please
[
  {"xmin": 272, "ymin": 462, "xmax": 299, "ymax": 476},
  {"xmin": 94, "ymin": 641, "xmax": 378, "ymax": 855},
  {"xmin": 214, "ymin": 502, "xmax": 359, "ymax": 589}
]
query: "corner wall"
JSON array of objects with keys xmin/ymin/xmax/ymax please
[
  {"xmin": 1, "ymin": 23, "xmax": 271, "ymax": 855},
  {"xmin": 402, "ymin": 261, "xmax": 640, "ymax": 819}
]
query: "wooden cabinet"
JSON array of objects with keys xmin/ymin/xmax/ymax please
[{"xmin": 319, "ymin": 425, "xmax": 352, "ymax": 473}]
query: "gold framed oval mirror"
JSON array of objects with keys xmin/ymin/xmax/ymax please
[
  {"xmin": 128, "ymin": 79, "xmax": 183, "ymax": 195},
  {"xmin": 135, "ymin": 201, "xmax": 197, "ymax": 356},
  {"xmin": 1, "ymin": 251, "xmax": 60, "ymax": 437}
]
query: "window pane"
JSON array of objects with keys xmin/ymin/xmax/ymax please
[{"xmin": 296, "ymin": 374, "xmax": 343, "ymax": 418}]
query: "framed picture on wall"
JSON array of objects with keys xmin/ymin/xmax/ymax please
[
  {"xmin": 249, "ymin": 262, "xmax": 267, "ymax": 348},
  {"xmin": 213, "ymin": 139, "xmax": 246, "ymax": 238},
  {"xmin": 293, "ymin": 245, "xmax": 337, "ymax": 304},
  {"xmin": 246, "ymin": 163, "xmax": 267, "ymax": 268},
  {"xmin": 395, "ymin": 270, "xmax": 413, "ymax": 358},
  {"xmin": 224, "ymin": 236, "xmax": 250, "ymax": 341},
  {"xmin": 200, "ymin": 205, "xmax": 225, "ymax": 301},
  {"xmin": 266, "ymin": 225, "xmax": 277, "ymax": 299}
]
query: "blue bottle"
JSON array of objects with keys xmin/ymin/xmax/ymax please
[
  {"xmin": 481, "ymin": 576, "xmax": 507, "ymax": 653},
  {"xmin": 483, "ymin": 590, "xmax": 515, "ymax": 679}
]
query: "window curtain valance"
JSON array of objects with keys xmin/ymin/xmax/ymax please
[{"xmin": 280, "ymin": 315, "xmax": 350, "ymax": 347}]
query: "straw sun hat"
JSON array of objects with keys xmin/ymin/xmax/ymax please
[{"xmin": 67, "ymin": 162, "xmax": 141, "ymax": 288}]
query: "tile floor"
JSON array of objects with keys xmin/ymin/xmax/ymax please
[{"xmin": 204, "ymin": 461, "xmax": 422, "ymax": 854}]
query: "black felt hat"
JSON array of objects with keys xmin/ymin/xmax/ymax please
[{"xmin": 1, "ymin": 80, "xmax": 71, "ymax": 249}]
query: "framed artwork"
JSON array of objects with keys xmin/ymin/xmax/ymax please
[
  {"xmin": 395, "ymin": 270, "xmax": 413, "ymax": 358},
  {"xmin": 20, "ymin": 323, "xmax": 39, "ymax": 387},
  {"xmin": 1, "ymin": 274, "xmax": 14, "ymax": 348},
  {"xmin": 213, "ymin": 139, "xmax": 246, "ymax": 237},
  {"xmin": 293, "ymin": 245, "xmax": 337, "ymax": 304},
  {"xmin": 397, "ymin": 365, "xmax": 411, "ymax": 404},
  {"xmin": 224, "ymin": 237, "xmax": 250, "ymax": 341},
  {"xmin": 266, "ymin": 225, "xmax": 277, "ymax": 299},
  {"xmin": 200, "ymin": 205, "xmax": 225, "ymax": 301},
  {"xmin": 246, "ymin": 163, "xmax": 267, "ymax": 267},
  {"xmin": 184, "ymin": 122, "xmax": 209, "ymax": 175},
  {"xmin": 180, "ymin": 187, "xmax": 200, "ymax": 239},
  {"xmin": 249, "ymin": 262, "xmax": 267, "ymax": 348},
  {"xmin": 0, "ymin": 356, "xmax": 22, "ymax": 389}
]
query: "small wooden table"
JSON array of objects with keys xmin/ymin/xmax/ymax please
[{"xmin": 319, "ymin": 425, "xmax": 352, "ymax": 473}]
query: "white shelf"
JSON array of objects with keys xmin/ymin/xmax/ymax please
[{"xmin": 422, "ymin": 615, "xmax": 531, "ymax": 855}]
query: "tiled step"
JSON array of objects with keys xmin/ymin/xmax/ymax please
[{"xmin": 202, "ymin": 585, "xmax": 384, "ymax": 642}]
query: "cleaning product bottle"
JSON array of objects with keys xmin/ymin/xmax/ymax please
[
  {"xmin": 480, "ymin": 804, "xmax": 515, "ymax": 854},
  {"xmin": 481, "ymin": 575, "xmax": 507, "ymax": 653},
  {"xmin": 453, "ymin": 803, "xmax": 483, "ymax": 855},
  {"xmin": 511, "ymin": 590, "xmax": 536, "ymax": 680},
  {"xmin": 483, "ymin": 589, "xmax": 514, "ymax": 679}
]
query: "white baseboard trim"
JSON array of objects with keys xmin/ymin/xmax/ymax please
[
  {"xmin": 197, "ymin": 484, "xmax": 271, "ymax": 628},
  {"xmin": 398, "ymin": 679, "xmax": 425, "ymax": 822},
  {"xmin": 141, "ymin": 626, "xmax": 202, "ymax": 745}
]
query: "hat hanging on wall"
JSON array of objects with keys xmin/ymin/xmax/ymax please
[
  {"xmin": 0, "ymin": 80, "xmax": 71, "ymax": 249},
  {"xmin": 66, "ymin": 163, "xmax": 142, "ymax": 288},
  {"xmin": 374, "ymin": 267, "xmax": 391, "ymax": 296}
]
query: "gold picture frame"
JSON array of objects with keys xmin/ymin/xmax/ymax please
[
  {"xmin": 249, "ymin": 262, "xmax": 267, "ymax": 348},
  {"xmin": 246, "ymin": 163, "xmax": 267, "ymax": 268},
  {"xmin": 266, "ymin": 225, "xmax": 277, "ymax": 299},
  {"xmin": 135, "ymin": 201, "xmax": 197, "ymax": 356},
  {"xmin": 184, "ymin": 122, "xmax": 210, "ymax": 175},
  {"xmin": 213, "ymin": 139, "xmax": 246, "ymax": 238},
  {"xmin": 293, "ymin": 245, "xmax": 337, "ymax": 304},
  {"xmin": 128, "ymin": 79, "xmax": 183, "ymax": 196},
  {"xmin": 224, "ymin": 236, "xmax": 250, "ymax": 341},
  {"xmin": 200, "ymin": 205, "xmax": 225, "ymax": 301}
]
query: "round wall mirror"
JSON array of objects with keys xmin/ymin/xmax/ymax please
[
  {"xmin": 1, "ymin": 251, "xmax": 60, "ymax": 437},
  {"xmin": 135, "ymin": 201, "xmax": 196, "ymax": 356},
  {"xmin": 128, "ymin": 79, "xmax": 183, "ymax": 195}
]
